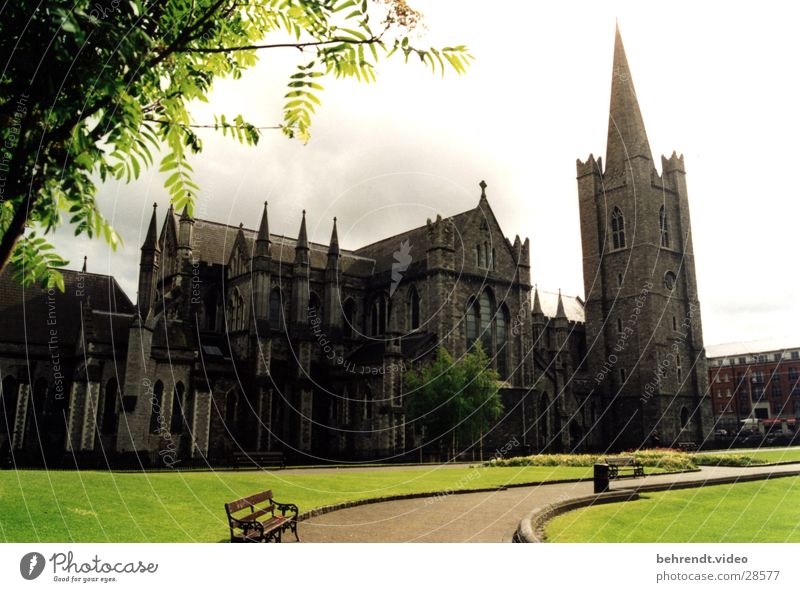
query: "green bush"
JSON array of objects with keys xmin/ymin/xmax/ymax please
[
  {"xmin": 631, "ymin": 449, "xmax": 695, "ymax": 471},
  {"xmin": 486, "ymin": 449, "xmax": 697, "ymax": 471},
  {"xmin": 693, "ymin": 453, "xmax": 754, "ymax": 467}
]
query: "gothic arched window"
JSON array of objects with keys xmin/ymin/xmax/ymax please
[
  {"xmin": 269, "ymin": 288, "xmax": 283, "ymax": 330},
  {"xmin": 680, "ymin": 406, "xmax": 690, "ymax": 429},
  {"xmin": 408, "ymin": 286, "xmax": 420, "ymax": 331},
  {"xmin": 479, "ymin": 290, "xmax": 494, "ymax": 353},
  {"xmin": 466, "ymin": 297, "xmax": 479, "ymax": 347},
  {"xmin": 170, "ymin": 382, "xmax": 185, "ymax": 433},
  {"xmin": 496, "ymin": 305, "xmax": 509, "ymax": 379},
  {"xmin": 308, "ymin": 292, "xmax": 322, "ymax": 324},
  {"xmin": 343, "ymin": 299, "xmax": 357, "ymax": 338},
  {"xmin": 659, "ymin": 206, "xmax": 670, "ymax": 248},
  {"xmin": 611, "ymin": 207, "xmax": 626, "ymax": 249},
  {"xmin": 370, "ymin": 294, "xmax": 388, "ymax": 336},
  {"xmin": 228, "ymin": 288, "xmax": 245, "ymax": 331},
  {"xmin": 101, "ymin": 378, "xmax": 119, "ymax": 435}
]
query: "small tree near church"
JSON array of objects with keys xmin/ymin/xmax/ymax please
[{"xmin": 405, "ymin": 344, "xmax": 502, "ymax": 460}]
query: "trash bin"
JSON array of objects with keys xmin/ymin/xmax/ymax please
[{"xmin": 594, "ymin": 463, "xmax": 610, "ymax": 493}]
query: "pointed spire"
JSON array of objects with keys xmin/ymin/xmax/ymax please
[
  {"xmin": 257, "ymin": 202, "xmax": 270, "ymax": 241},
  {"xmin": 294, "ymin": 210, "xmax": 309, "ymax": 266},
  {"xmin": 143, "ymin": 202, "xmax": 159, "ymax": 251},
  {"xmin": 297, "ymin": 210, "xmax": 308, "ymax": 249},
  {"xmin": 605, "ymin": 23, "xmax": 653, "ymax": 176},
  {"xmin": 180, "ymin": 205, "xmax": 191, "ymax": 220},
  {"xmin": 328, "ymin": 217, "xmax": 339, "ymax": 256},
  {"xmin": 555, "ymin": 289, "xmax": 567, "ymax": 319},
  {"xmin": 479, "ymin": 179, "xmax": 487, "ymax": 200},
  {"xmin": 81, "ymin": 255, "xmax": 87, "ymax": 273},
  {"xmin": 255, "ymin": 201, "xmax": 271, "ymax": 258},
  {"xmin": 532, "ymin": 285, "xmax": 544, "ymax": 316},
  {"xmin": 159, "ymin": 203, "xmax": 176, "ymax": 247}
]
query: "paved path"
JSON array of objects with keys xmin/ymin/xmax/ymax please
[{"xmin": 293, "ymin": 463, "xmax": 800, "ymax": 543}]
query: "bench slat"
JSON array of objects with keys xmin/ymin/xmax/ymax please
[
  {"xmin": 231, "ymin": 505, "xmax": 275, "ymax": 523},
  {"xmin": 225, "ymin": 490, "xmax": 273, "ymax": 514}
]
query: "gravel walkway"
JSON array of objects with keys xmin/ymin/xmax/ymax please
[{"xmin": 291, "ymin": 463, "xmax": 800, "ymax": 543}]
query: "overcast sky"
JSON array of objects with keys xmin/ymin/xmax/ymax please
[{"xmin": 51, "ymin": 0, "xmax": 800, "ymax": 347}]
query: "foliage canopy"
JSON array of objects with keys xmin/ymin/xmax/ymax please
[
  {"xmin": 0, "ymin": 0, "xmax": 472, "ymax": 290},
  {"xmin": 405, "ymin": 345, "xmax": 503, "ymax": 457}
]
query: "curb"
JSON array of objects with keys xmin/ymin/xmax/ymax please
[
  {"xmin": 513, "ymin": 468, "xmax": 800, "ymax": 543},
  {"xmin": 513, "ymin": 490, "xmax": 640, "ymax": 543}
]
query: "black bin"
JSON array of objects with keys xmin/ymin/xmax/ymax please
[{"xmin": 593, "ymin": 463, "xmax": 610, "ymax": 493}]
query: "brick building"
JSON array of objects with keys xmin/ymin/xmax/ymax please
[
  {"xmin": 707, "ymin": 338, "xmax": 800, "ymax": 434},
  {"xmin": 0, "ymin": 25, "xmax": 713, "ymax": 466}
]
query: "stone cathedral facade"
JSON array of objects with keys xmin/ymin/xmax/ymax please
[{"xmin": 0, "ymin": 26, "xmax": 712, "ymax": 467}]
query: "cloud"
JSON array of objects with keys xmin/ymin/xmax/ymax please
[{"xmin": 49, "ymin": 1, "xmax": 800, "ymax": 347}]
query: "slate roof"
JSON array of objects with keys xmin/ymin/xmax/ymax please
[
  {"xmin": 537, "ymin": 290, "xmax": 585, "ymax": 323},
  {"xmin": 189, "ymin": 218, "xmax": 375, "ymax": 276},
  {"xmin": 0, "ymin": 267, "xmax": 134, "ymax": 347},
  {"xmin": 353, "ymin": 211, "xmax": 472, "ymax": 272}
]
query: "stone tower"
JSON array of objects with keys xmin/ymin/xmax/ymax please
[{"xmin": 576, "ymin": 25, "xmax": 711, "ymax": 449}]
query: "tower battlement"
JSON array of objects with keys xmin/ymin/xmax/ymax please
[
  {"xmin": 576, "ymin": 154, "xmax": 603, "ymax": 178},
  {"xmin": 662, "ymin": 151, "xmax": 686, "ymax": 174}
]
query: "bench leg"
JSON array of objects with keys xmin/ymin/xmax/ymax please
[{"xmin": 290, "ymin": 521, "xmax": 300, "ymax": 542}]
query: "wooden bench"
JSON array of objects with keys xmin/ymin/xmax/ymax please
[
  {"xmin": 224, "ymin": 490, "xmax": 299, "ymax": 543},
  {"xmin": 677, "ymin": 441, "xmax": 698, "ymax": 452},
  {"xmin": 231, "ymin": 451, "xmax": 285, "ymax": 469},
  {"xmin": 605, "ymin": 456, "xmax": 644, "ymax": 479}
]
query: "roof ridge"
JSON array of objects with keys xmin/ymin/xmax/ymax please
[{"xmin": 354, "ymin": 209, "xmax": 473, "ymax": 253}]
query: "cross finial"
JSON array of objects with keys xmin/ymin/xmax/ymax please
[{"xmin": 479, "ymin": 180, "xmax": 487, "ymax": 198}]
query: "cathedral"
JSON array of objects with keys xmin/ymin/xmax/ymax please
[{"xmin": 0, "ymin": 26, "xmax": 712, "ymax": 467}]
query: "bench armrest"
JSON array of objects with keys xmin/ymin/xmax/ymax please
[
  {"xmin": 273, "ymin": 500, "xmax": 299, "ymax": 518},
  {"xmin": 231, "ymin": 518, "xmax": 264, "ymax": 540}
]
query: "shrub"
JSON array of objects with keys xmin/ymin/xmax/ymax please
[
  {"xmin": 692, "ymin": 453, "xmax": 754, "ymax": 467},
  {"xmin": 486, "ymin": 450, "xmax": 697, "ymax": 471}
]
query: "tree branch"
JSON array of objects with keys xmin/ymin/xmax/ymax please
[
  {"xmin": 143, "ymin": 117, "xmax": 280, "ymax": 130},
  {"xmin": 177, "ymin": 35, "xmax": 383, "ymax": 54}
]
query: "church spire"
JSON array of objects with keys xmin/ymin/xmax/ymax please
[
  {"xmin": 605, "ymin": 23, "xmax": 653, "ymax": 176},
  {"xmin": 555, "ymin": 289, "xmax": 567, "ymax": 319},
  {"xmin": 294, "ymin": 210, "xmax": 309, "ymax": 266},
  {"xmin": 143, "ymin": 202, "xmax": 159, "ymax": 252},
  {"xmin": 532, "ymin": 285, "xmax": 544, "ymax": 316},
  {"xmin": 255, "ymin": 201, "xmax": 271, "ymax": 258},
  {"xmin": 328, "ymin": 217, "xmax": 339, "ymax": 256}
]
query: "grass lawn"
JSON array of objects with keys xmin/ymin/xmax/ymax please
[
  {"xmin": 546, "ymin": 476, "xmax": 800, "ymax": 542},
  {"xmin": 732, "ymin": 448, "xmax": 800, "ymax": 464},
  {"xmin": 695, "ymin": 447, "xmax": 800, "ymax": 466},
  {"xmin": 0, "ymin": 465, "xmax": 591, "ymax": 542}
]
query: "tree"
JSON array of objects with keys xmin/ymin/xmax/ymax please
[
  {"xmin": 405, "ymin": 344, "xmax": 503, "ymax": 460},
  {"xmin": 0, "ymin": 1, "xmax": 471, "ymax": 290}
]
